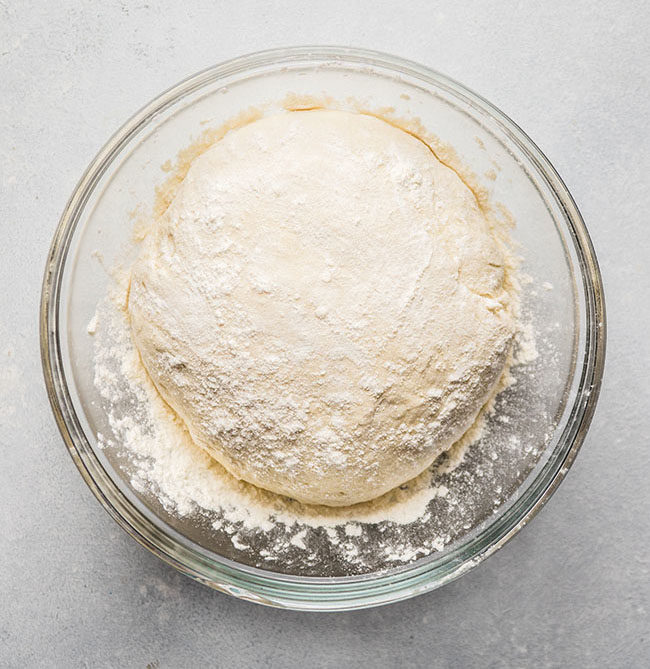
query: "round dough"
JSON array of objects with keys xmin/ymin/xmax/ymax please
[{"xmin": 128, "ymin": 110, "xmax": 515, "ymax": 506}]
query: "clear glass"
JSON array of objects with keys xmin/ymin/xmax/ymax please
[{"xmin": 41, "ymin": 47, "xmax": 605, "ymax": 610}]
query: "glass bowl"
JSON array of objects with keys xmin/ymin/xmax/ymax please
[{"xmin": 40, "ymin": 47, "xmax": 605, "ymax": 610}]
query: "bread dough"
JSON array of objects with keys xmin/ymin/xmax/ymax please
[{"xmin": 128, "ymin": 110, "xmax": 516, "ymax": 506}]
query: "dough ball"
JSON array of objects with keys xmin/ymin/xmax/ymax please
[{"xmin": 128, "ymin": 110, "xmax": 515, "ymax": 506}]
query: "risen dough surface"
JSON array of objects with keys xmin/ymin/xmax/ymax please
[{"xmin": 128, "ymin": 110, "xmax": 515, "ymax": 506}]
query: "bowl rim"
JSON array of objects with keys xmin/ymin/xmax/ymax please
[{"xmin": 40, "ymin": 45, "xmax": 606, "ymax": 611}]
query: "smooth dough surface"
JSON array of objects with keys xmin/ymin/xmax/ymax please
[{"xmin": 128, "ymin": 110, "xmax": 516, "ymax": 506}]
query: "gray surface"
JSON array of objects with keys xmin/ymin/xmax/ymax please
[{"xmin": 1, "ymin": 1, "xmax": 648, "ymax": 666}]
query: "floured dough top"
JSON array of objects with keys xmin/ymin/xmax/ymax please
[{"xmin": 128, "ymin": 110, "xmax": 516, "ymax": 506}]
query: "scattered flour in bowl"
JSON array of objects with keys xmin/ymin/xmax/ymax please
[{"xmin": 91, "ymin": 283, "xmax": 533, "ymax": 575}]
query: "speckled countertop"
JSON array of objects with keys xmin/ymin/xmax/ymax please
[{"xmin": 1, "ymin": 2, "xmax": 649, "ymax": 666}]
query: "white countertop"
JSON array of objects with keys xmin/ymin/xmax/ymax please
[{"xmin": 1, "ymin": 1, "xmax": 648, "ymax": 666}]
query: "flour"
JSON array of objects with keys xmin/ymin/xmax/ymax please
[
  {"xmin": 94, "ymin": 297, "xmax": 467, "ymax": 528},
  {"xmin": 91, "ymin": 274, "xmax": 534, "ymax": 573}
]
